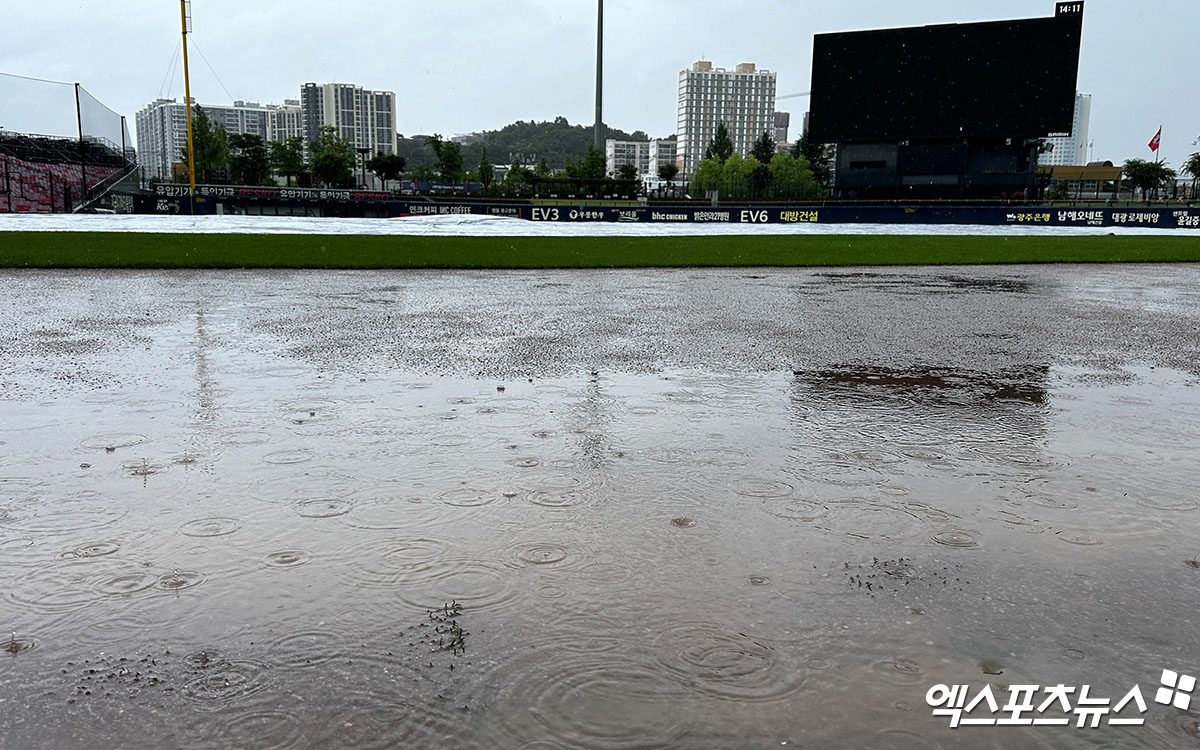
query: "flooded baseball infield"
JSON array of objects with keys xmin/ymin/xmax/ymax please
[{"xmin": 1, "ymin": 264, "xmax": 1198, "ymax": 749}]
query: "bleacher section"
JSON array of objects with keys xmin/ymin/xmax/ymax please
[{"xmin": 0, "ymin": 132, "xmax": 131, "ymax": 213}]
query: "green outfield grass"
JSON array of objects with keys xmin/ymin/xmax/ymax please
[{"xmin": 2, "ymin": 231, "xmax": 1200, "ymax": 269}]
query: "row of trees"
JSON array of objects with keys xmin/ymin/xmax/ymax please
[
  {"xmin": 178, "ymin": 104, "xmax": 1200, "ymax": 201},
  {"xmin": 1120, "ymin": 153, "xmax": 1200, "ymax": 199},
  {"xmin": 489, "ymin": 143, "xmax": 644, "ymax": 199},
  {"xmin": 180, "ymin": 106, "xmax": 366, "ymax": 188},
  {"xmin": 183, "ymin": 106, "xmax": 456, "ymax": 190},
  {"xmin": 399, "ymin": 139, "xmax": 644, "ymax": 198},
  {"xmin": 1187, "ymin": 153, "xmax": 1200, "ymax": 197},
  {"xmin": 688, "ymin": 123, "xmax": 829, "ymax": 199},
  {"xmin": 181, "ymin": 105, "xmax": 832, "ymax": 199},
  {"xmin": 178, "ymin": 105, "xmax": 639, "ymax": 192},
  {"xmin": 389, "ymin": 118, "xmax": 663, "ymax": 181}
]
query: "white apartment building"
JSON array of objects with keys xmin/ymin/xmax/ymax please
[
  {"xmin": 300, "ymin": 82, "xmax": 397, "ymax": 157},
  {"xmin": 606, "ymin": 138, "xmax": 677, "ymax": 178},
  {"xmin": 649, "ymin": 139, "xmax": 676, "ymax": 175},
  {"xmin": 135, "ymin": 98, "xmax": 271, "ymax": 181},
  {"xmin": 136, "ymin": 86, "xmax": 398, "ymax": 182},
  {"xmin": 267, "ymin": 99, "xmax": 304, "ymax": 144},
  {"xmin": 1042, "ymin": 93, "xmax": 1092, "ymax": 166},
  {"xmin": 676, "ymin": 61, "xmax": 777, "ymax": 175}
]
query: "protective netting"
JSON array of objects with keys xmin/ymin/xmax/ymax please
[
  {"xmin": 77, "ymin": 84, "xmax": 131, "ymax": 159},
  {"xmin": 0, "ymin": 72, "xmax": 77, "ymax": 137},
  {"xmin": 0, "ymin": 72, "xmax": 134, "ymax": 211}
]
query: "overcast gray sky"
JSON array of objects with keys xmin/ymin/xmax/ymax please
[{"xmin": 2, "ymin": 1, "xmax": 1198, "ymax": 169}]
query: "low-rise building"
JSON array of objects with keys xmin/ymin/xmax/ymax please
[{"xmin": 606, "ymin": 138, "xmax": 678, "ymax": 178}]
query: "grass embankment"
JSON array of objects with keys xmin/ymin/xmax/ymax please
[{"xmin": 2, "ymin": 232, "xmax": 1200, "ymax": 269}]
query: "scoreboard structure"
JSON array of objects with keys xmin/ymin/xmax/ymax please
[{"xmin": 808, "ymin": 2, "xmax": 1085, "ymax": 199}]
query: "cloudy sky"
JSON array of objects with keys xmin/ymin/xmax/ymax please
[{"xmin": 2, "ymin": 0, "xmax": 1197, "ymax": 169}]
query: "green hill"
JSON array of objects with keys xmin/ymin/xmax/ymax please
[{"xmin": 398, "ymin": 117, "xmax": 672, "ymax": 172}]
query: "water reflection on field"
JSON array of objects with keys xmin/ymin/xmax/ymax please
[{"xmin": 1, "ymin": 265, "xmax": 1199, "ymax": 749}]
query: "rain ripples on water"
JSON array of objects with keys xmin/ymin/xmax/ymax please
[{"xmin": 2, "ymin": 265, "xmax": 1199, "ymax": 749}]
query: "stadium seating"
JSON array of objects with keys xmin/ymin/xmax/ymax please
[{"xmin": 0, "ymin": 132, "xmax": 129, "ymax": 213}]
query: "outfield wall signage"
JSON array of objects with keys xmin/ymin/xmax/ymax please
[
  {"xmin": 142, "ymin": 186, "xmax": 1200, "ymax": 229},
  {"xmin": 153, "ymin": 184, "xmax": 391, "ymax": 202}
]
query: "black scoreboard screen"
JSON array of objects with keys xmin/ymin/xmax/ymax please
[{"xmin": 808, "ymin": 3, "xmax": 1084, "ymax": 142}]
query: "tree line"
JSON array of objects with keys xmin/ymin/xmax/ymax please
[
  {"xmin": 1050, "ymin": 154, "xmax": 1200, "ymax": 201},
  {"xmin": 179, "ymin": 105, "xmax": 838, "ymax": 200},
  {"xmin": 174, "ymin": 106, "xmax": 666, "ymax": 191},
  {"xmin": 1120, "ymin": 153, "xmax": 1200, "ymax": 200},
  {"xmin": 177, "ymin": 105, "xmax": 366, "ymax": 188},
  {"xmin": 688, "ymin": 123, "xmax": 831, "ymax": 200},
  {"xmin": 173, "ymin": 105, "xmax": 1200, "ymax": 201}
]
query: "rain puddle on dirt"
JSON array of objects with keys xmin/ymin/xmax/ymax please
[{"xmin": 1, "ymin": 265, "xmax": 1199, "ymax": 749}]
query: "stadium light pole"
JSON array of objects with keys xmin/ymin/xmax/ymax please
[
  {"xmin": 180, "ymin": 0, "xmax": 196, "ymax": 212},
  {"xmin": 593, "ymin": 0, "xmax": 603, "ymax": 150}
]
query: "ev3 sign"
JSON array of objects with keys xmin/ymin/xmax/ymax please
[{"xmin": 926, "ymin": 668, "xmax": 1195, "ymax": 729}]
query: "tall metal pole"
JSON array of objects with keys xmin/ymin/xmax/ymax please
[
  {"xmin": 180, "ymin": 0, "xmax": 196, "ymax": 212},
  {"xmin": 74, "ymin": 83, "xmax": 85, "ymax": 210},
  {"xmin": 593, "ymin": 0, "xmax": 603, "ymax": 150}
]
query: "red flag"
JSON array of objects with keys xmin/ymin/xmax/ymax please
[{"xmin": 1148, "ymin": 127, "xmax": 1161, "ymax": 152}]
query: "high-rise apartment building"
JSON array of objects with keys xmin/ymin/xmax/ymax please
[
  {"xmin": 267, "ymin": 99, "xmax": 304, "ymax": 144},
  {"xmin": 1042, "ymin": 93, "xmax": 1092, "ymax": 166},
  {"xmin": 773, "ymin": 112, "xmax": 791, "ymax": 147},
  {"xmin": 212, "ymin": 101, "xmax": 271, "ymax": 140},
  {"xmin": 676, "ymin": 61, "xmax": 777, "ymax": 175},
  {"xmin": 135, "ymin": 98, "xmax": 271, "ymax": 181},
  {"xmin": 300, "ymin": 82, "xmax": 397, "ymax": 157},
  {"xmin": 136, "ymin": 85, "xmax": 399, "ymax": 182}
]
